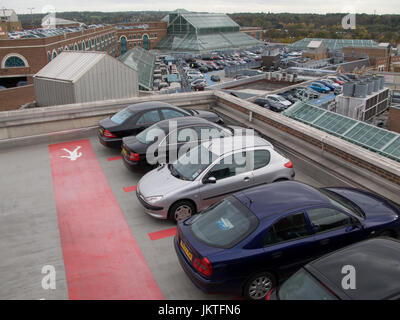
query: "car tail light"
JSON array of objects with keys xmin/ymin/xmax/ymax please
[
  {"xmin": 265, "ymin": 289, "xmax": 274, "ymax": 300},
  {"xmin": 193, "ymin": 257, "xmax": 212, "ymax": 277},
  {"xmin": 129, "ymin": 152, "xmax": 140, "ymax": 162},
  {"xmin": 103, "ymin": 129, "xmax": 116, "ymax": 138},
  {"xmin": 284, "ymin": 161, "xmax": 293, "ymax": 168}
]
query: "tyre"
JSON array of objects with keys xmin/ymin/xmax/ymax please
[
  {"xmin": 273, "ymin": 178, "xmax": 288, "ymax": 183},
  {"xmin": 244, "ymin": 272, "xmax": 276, "ymax": 300},
  {"xmin": 169, "ymin": 200, "xmax": 196, "ymax": 223}
]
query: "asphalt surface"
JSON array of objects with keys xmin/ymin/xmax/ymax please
[{"xmin": 0, "ymin": 125, "xmax": 344, "ymax": 300}]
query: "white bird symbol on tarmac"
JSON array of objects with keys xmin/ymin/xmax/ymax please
[{"xmin": 60, "ymin": 146, "xmax": 82, "ymax": 161}]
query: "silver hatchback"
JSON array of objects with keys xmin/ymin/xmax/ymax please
[{"xmin": 136, "ymin": 136, "xmax": 295, "ymax": 222}]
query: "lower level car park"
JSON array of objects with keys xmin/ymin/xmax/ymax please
[{"xmin": 1, "ymin": 111, "xmax": 399, "ymax": 300}]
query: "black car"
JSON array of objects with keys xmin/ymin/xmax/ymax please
[
  {"xmin": 210, "ymin": 75, "xmax": 221, "ymax": 82},
  {"xmin": 278, "ymin": 92, "xmax": 298, "ymax": 104},
  {"xmin": 267, "ymin": 238, "xmax": 400, "ymax": 300},
  {"xmin": 253, "ymin": 98, "xmax": 285, "ymax": 113},
  {"xmin": 121, "ymin": 116, "xmax": 249, "ymax": 169},
  {"xmin": 98, "ymin": 102, "xmax": 223, "ymax": 148}
]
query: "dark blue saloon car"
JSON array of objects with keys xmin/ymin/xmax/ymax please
[{"xmin": 174, "ymin": 181, "xmax": 400, "ymax": 300}]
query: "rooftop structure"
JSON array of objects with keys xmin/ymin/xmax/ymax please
[
  {"xmin": 290, "ymin": 38, "xmax": 379, "ymax": 52},
  {"xmin": 283, "ymin": 101, "xmax": 400, "ymax": 163},
  {"xmin": 119, "ymin": 46, "xmax": 155, "ymax": 91},
  {"xmin": 155, "ymin": 11, "xmax": 261, "ymax": 52},
  {"xmin": 34, "ymin": 51, "xmax": 138, "ymax": 106}
]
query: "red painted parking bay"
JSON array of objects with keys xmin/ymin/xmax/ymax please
[{"xmin": 49, "ymin": 139, "xmax": 163, "ymax": 300}]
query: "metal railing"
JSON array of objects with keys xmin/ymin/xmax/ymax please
[{"xmin": 224, "ymin": 61, "xmax": 262, "ymax": 78}]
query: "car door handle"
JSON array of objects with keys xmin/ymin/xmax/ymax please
[
  {"xmin": 244, "ymin": 177, "xmax": 250, "ymax": 182},
  {"xmin": 320, "ymin": 239, "xmax": 330, "ymax": 246},
  {"xmin": 272, "ymin": 252, "xmax": 282, "ymax": 259}
]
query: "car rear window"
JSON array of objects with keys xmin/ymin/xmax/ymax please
[
  {"xmin": 111, "ymin": 108, "xmax": 132, "ymax": 125},
  {"xmin": 190, "ymin": 197, "xmax": 258, "ymax": 249}
]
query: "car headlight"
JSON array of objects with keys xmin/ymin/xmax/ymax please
[{"xmin": 145, "ymin": 195, "xmax": 163, "ymax": 204}]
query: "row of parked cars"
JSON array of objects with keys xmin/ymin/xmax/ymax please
[
  {"xmin": 98, "ymin": 101, "xmax": 400, "ymax": 300},
  {"xmin": 253, "ymin": 75, "xmax": 355, "ymax": 113}
]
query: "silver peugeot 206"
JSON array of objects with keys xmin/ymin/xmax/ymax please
[{"xmin": 136, "ymin": 135, "xmax": 295, "ymax": 222}]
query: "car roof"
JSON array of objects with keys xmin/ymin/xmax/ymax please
[
  {"xmin": 202, "ymin": 136, "xmax": 273, "ymax": 156},
  {"xmin": 235, "ymin": 181, "xmax": 330, "ymax": 220},
  {"xmin": 126, "ymin": 101, "xmax": 178, "ymax": 113},
  {"xmin": 306, "ymin": 238, "xmax": 400, "ymax": 300}
]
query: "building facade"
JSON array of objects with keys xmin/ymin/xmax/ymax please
[{"xmin": 115, "ymin": 21, "xmax": 167, "ymax": 55}]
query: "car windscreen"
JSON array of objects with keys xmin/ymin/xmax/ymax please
[
  {"xmin": 319, "ymin": 188, "xmax": 365, "ymax": 219},
  {"xmin": 110, "ymin": 108, "xmax": 132, "ymax": 125},
  {"xmin": 189, "ymin": 197, "xmax": 259, "ymax": 249},
  {"xmin": 278, "ymin": 269, "xmax": 337, "ymax": 300},
  {"xmin": 136, "ymin": 124, "xmax": 164, "ymax": 144},
  {"xmin": 171, "ymin": 145, "xmax": 217, "ymax": 181}
]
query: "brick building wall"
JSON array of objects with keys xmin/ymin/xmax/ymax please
[
  {"xmin": 0, "ymin": 85, "xmax": 34, "ymax": 111},
  {"xmin": 115, "ymin": 21, "xmax": 167, "ymax": 54},
  {"xmin": 388, "ymin": 106, "xmax": 400, "ymax": 133}
]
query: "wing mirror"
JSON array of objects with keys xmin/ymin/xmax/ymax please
[{"xmin": 204, "ymin": 177, "xmax": 217, "ymax": 184}]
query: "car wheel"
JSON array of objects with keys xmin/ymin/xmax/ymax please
[
  {"xmin": 244, "ymin": 272, "xmax": 276, "ymax": 300},
  {"xmin": 169, "ymin": 200, "xmax": 196, "ymax": 223}
]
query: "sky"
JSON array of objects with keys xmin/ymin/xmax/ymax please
[{"xmin": 2, "ymin": 0, "xmax": 400, "ymax": 15}]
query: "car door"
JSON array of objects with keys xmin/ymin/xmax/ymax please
[
  {"xmin": 261, "ymin": 212, "xmax": 315, "ymax": 277},
  {"xmin": 132, "ymin": 109, "xmax": 162, "ymax": 136},
  {"xmin": 306, "ymin": 207, "xmax": 364, "ymax": 258},
  {"xmin": 247, "ymin": 149, "xmax": 276, "ymax": 186},
  {"xmin": 198, "ymin": 151, "xmax": 254, "ymax": 209}
]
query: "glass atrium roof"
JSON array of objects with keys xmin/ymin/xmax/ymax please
[
  {"xmin": 119, "ymin": 47, "xmax": 155, "ymax": 91},
  {"xmin": 289, "ymin": 38, "xmax": 379, "ymax": 51},
  {"xmin": 283, "ymin": 102, "xmax": 400, "ymax": 163},
  {"xmin": 156, "ymin": 12, "xmax": 261, "ymax": 52}
]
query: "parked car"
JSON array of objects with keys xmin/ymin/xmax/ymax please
[
  {"xmin": 310, "ymin": 82, "xmax": 331, "ymax": 94},
  {"xmin": 278, "ymin": 92, "xmax": 298, "ymax": 104},
  {"xmin": 136, "ymin": 136, "xmax": 295, "ymax": 222},
  {"xmin": 267, "ymin": 238, "xmax": 400, "ymax": 300},
  {"xmin": 266, "ymin": 95, "xmax": 292, "ymax": 108},
  {"xmin": 292, "ymin": 88, "xmax": 320, "ymax": 100},
  {"xmin": 210, "ymin": 75, "xmax": 221, "ymax": 82},
  {"xmin": 315, "ymin": 80, "xmax": 337, "ymax": 91},
  {"xmin": 253, "ymin": 98, "xmax": 270, "ymax": 108},
  {"xmin": 327, "ymin": 76, "xmax": 344, "ymax": 85},
  {"xmin": 122, "ymin": 117, "xmax": 250, "ymax": 169},
  {"xmin": 175, "ymin": 181, "xmax": 400, "ymax": 299},
  {"xmin": 98, "ymin": 102, "xmax": 223, "ymax": 148}
]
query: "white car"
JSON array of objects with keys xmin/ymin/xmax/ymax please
[{"xmin": 266, "ymin": 95, "xmax": 292, "ymax": 107}]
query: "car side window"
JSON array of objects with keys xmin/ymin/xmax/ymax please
[
  {"xmin": 136, "ymin": 110, "xmax": 161, "ymax": 125},
  {"xmin": 195, "ymin": 126, "xmax": 228, "ymax": 140},
  {"xmin": 307, "ymin": 208, "xmax": 352, "ymax": 234},
  {"xmin": 263, "ymin": 212, "xmax": 310, "ymax": 246},
  {"xmin": 161, "ymin": 109, "xmax": 186, "ymax": 120},
  {"xmin": 247, "ymin": 150, "xmax": 271, "ymax": 170},
  {"xmin": 207, "ymin": 152, "xmax": 249, "ymax": 181}
]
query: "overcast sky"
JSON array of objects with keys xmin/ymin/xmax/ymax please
[{"xmin": 2, "ymin": 0, "xmax": 400, "ymax": 15}]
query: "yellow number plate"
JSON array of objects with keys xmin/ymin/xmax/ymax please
[
  {"xmin": 122, "ymin": 148, "xmax": 128, "ymax": 157},
  {"xmin": 99, "ymin": 128, "xmax": 104, "ymax": 135},
  {"xmin": 180, "ymin": 240, "xmax": 193, "ymax": 261}
]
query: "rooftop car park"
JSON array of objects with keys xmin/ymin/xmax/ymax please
[{"xmin": 1, "ymin": 90, "xmax": 399, "ymax": 300}]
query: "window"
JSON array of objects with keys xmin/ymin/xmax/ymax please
[
  {"xmin": 263, "ymin": 213, "xmax": 310, "ymax": 246},
  {"xmin": 4, "ymin": 56, "xmax": 26, "ymax": 68},
  {"xmin": 161, "ymin": 109, "xmax": 186, "ymax": 119},
  {"xmin": 307, "ymin": 208, "xmax": 352, "ymax": 233},
  {"xmin": 110, "ymin": 108, "xmax": 132, "ymax": 125},
  {"xmin": 207, "ymin": 152, "xmax": 250, "ymax": 181},
  {"xmin": 136, "ymin": 110, "xmax": 161, "ymax": 125},
  {"xmin": 190, "ymin": 197, "xmax": 259, "ymax": 249},
  {"xmin": 278, "ymin": 269, "xmax": 337, "ymax": 300},
  {"xmin": 194, "ymin": 125, "xmax": 228, "ymax": 140},
  {"xmin": 248, "ymin": 150, "xmax": 271, "ymax": 170}
]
